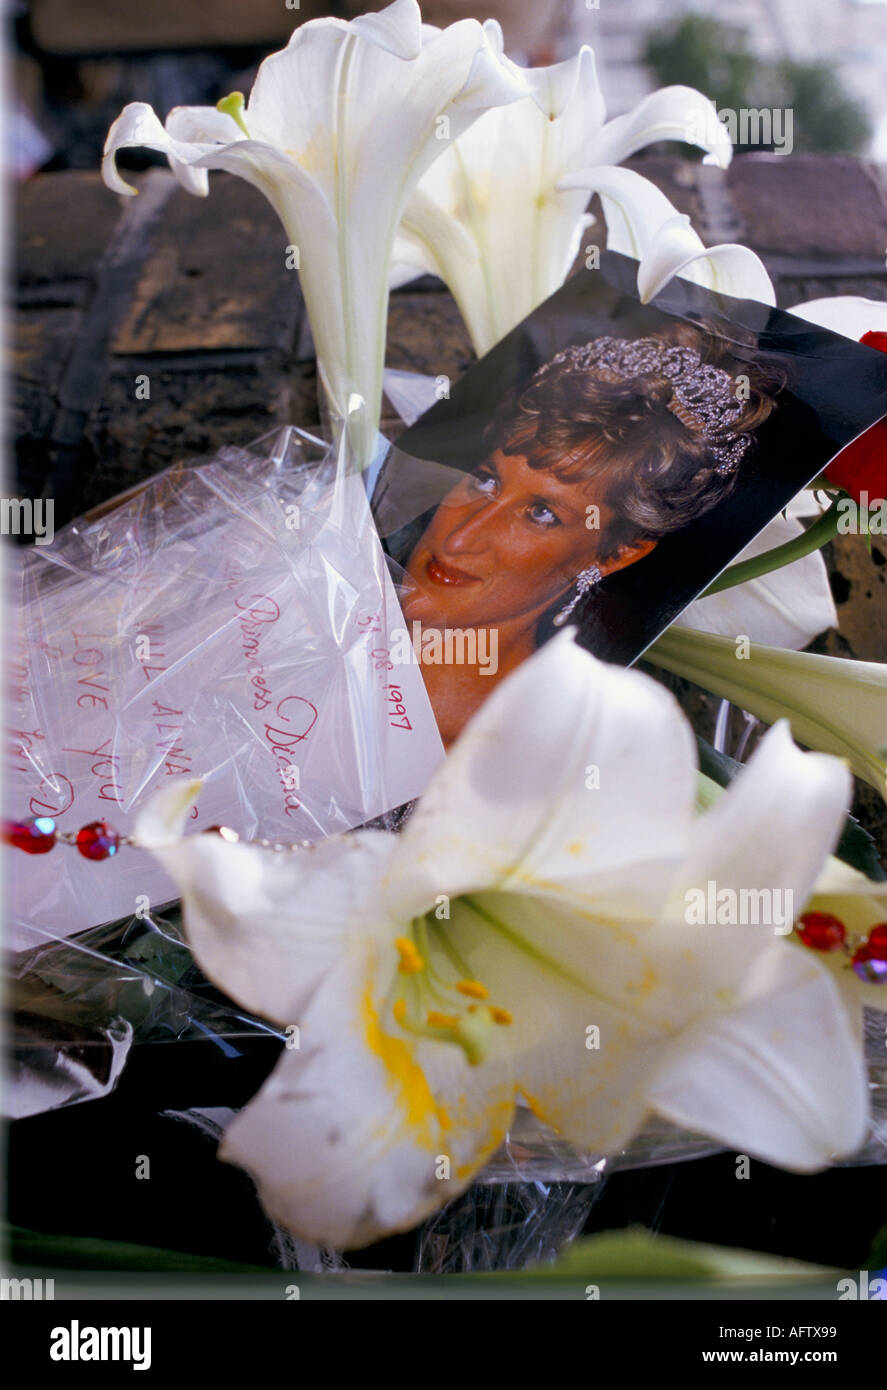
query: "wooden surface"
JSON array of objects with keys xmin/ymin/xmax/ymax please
[{"xmin": 29, "ymin": 0, "xmax": 328, "ymax": 54}]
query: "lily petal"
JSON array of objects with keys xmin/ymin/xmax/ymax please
[
  {"xmin": 508, "ymin": 44, "xmax": 603, "ymax": 126},
  {"xmin": 389, "ymin": 633, "xmax": 697, "ymax": 920},
  {"xmin": 132, "ymin": 640, "xmax": 871, "ymax": 1245},
  {"xmin": 558, "ymin": 163, "xmax": 680, "ymax": 260},
  {"xmin": 559, "ymin": 166, "xmax": 774, "ymax": 305},
  {"xmin": 391, "ymin": 184, "xmax": 481, "ymax": 287},
  {"xmin": 442, "ymin": 891, "xmax": 663, "ymax": 1154},
  {"xmin": 143, "ymin": 826, "xmax": 398, "ymax": 1026},
  {"xmin": 669, "ymin": 720, "xmax": 851, "ymax": 928},
  {"xmin": 592, "ymin": 85, "xmax": 732, "ymax": 169},
  {"xmin": 349, "ymin": 0, "xmax": 422, "ymax": 59},
  {"xmin": 637, "ymin": 215, "xmax": 776, "ymax": 307},
  {"xmin": 220, "ymin": 943, "xmax": 515, "ymax": 1248},
  {"xmin": 648, "ymin": 943, "xmax": 868, "ymax": 1169},
  {"xmin": 679, "ymin": 511, "xmax": 837, "ymax": 649},
  {"xmin": 102, "ymin": 101, "xmax": 222, "ymax": 197}
]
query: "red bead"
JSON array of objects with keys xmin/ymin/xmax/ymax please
[
  {"xmin": 867, "ymin": 923, "xmax": 887, "ymax": 960},
  {"xmin": 852, "ymin": 946, "xmax": 887, "ymax": 985},
  {"xmin": 796, "ymin": 911, "xmax": 846, "ymax": 951},
  {"xmin": 75, "ymin": 821, "xmax": 120, "ymax": 860},
  {"xmin": 2, "ymin": 817, "xmax": 56, "ymax": 854}
]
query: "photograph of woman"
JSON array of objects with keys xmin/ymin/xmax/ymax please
[{"xmin": 395, "ymin": 322, "xmax": 780, "ymax": 745}]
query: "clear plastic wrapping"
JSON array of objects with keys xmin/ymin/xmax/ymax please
[{"xmin": 7, "ymin": 426, "xmax": 443, "ymax": 949}]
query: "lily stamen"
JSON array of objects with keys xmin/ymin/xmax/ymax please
[
  {"xmin": 456, "ymin": 979, "xmax": 489, "ymax": 999},
  {"xmin": 390, "ymin": 982, "xmax": 496, "ymax": 1066},
  {"xmin": 395, "ymin": 936, "xmax": 424, "ymax": 974},
  {"xmin": 427, "ymin": 1010, "xmax": 459, "ymax": 1028}
]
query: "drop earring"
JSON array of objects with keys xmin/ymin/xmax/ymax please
[{"xmin": 552, "ymin": 565, "xmax": 602, "ymax": 627}]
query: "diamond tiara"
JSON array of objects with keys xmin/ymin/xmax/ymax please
[{"xmin": 536, "ymin": 335, "xmax": 752, "ymax": 474}]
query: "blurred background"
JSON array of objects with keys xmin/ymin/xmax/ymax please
[{"xmin": 8, "ymin": 0, "xmax": 887, "ymax": 180}]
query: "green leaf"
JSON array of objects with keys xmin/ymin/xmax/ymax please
[
  {"xmin": 865, "ymin": 1219, "xmax": 887, "ymax": 1272},
  {"xmin": 7, "ymin": 1224, "xmax": 844, "ymax": 1294},
  {"xmin": 7, "ymin": 1226, "xmax": 270, "ymax": 1274},
  {"xmin": 543, "ymin": 1227, "xmax": 835, "ymax": 1281}
]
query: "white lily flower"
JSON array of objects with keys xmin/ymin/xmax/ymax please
[
  {"xmin": 650, "ymin": 625, "xmax": 887, "ymax": 800},
  {"xmin": 557, "ymin": 164, "xmax": 776, "ymax": 307},
  {"xmin": 137, "ymin": 634, "xmax": 866, "ymax": 1248},
  {"xmin": 390, "ymin": 26, "xmax": 732, "ymax": 356},
  {"xmin": 102, "ymin": 0, "xmax": 525, "ymax": 469}
]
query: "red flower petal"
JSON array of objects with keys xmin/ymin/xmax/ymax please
[{"xmin": 824, "ymin": 329, "xmax": 887, "ymax": 502}]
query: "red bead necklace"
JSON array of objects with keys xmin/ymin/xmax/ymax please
[
  {"xmin": 5, "ymin": 815, "xmax": 887, "ymax": 986},
  {"xmin": 2, "ymin": 814, "xmax": 311, "ymax": 860},
  {"xmin": 796, "ymin": 910, "xmax": 887, "ymax": 985}
]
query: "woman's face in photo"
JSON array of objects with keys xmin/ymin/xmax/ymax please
[{"xmin": 403, "ymin": 447, "xmax": 626, "ymax": 630}]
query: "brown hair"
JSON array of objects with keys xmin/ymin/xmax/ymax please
[{"xmin": 485, "ymin": 322, "xmax": 782, "ymax": 559}]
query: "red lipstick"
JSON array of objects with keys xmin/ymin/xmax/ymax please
[{"xmin": 425, "ymin": 556, "xmax": 481, "ymax": 586}]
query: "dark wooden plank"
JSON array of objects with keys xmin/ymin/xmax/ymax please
[
  {"xmin": 79, "ymin": 357, "xmax": 319, "ymax": 516},
  {"xmin": 112, "ymin": 175, "xmax": 304, "ymax": 355},
  {"xmin": 30, "ymin": 0, "xmax": 323, "ymax": 53},
  {"xmin": 15, "ymin": 170, "xmax": 123, "ymax": 294},
  {"xmin": 13, "ymin": 306, "xmax": 83, "ymax": 443},
  {"xmin": 386, "ymin": 291, "xmax": 474, "ymax": 379}
]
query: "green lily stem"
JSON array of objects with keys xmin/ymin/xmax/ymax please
[{"xmin": 698, "ymin": 499, "xmax": 843, "ymax": 598}]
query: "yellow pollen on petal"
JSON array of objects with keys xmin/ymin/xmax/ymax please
[
  {"xmin": 392, "ymin": 998, "xmax": 407, "ymax": 1024},
  {"xmin": 516, "ymin": 1085, "xmax": 560, "ymax": 1133},
  {"xmin": 457, "ymin": 979, "xmax": 488, "ymax": 1000},
  {"xmin": 490, "ymin": 1007, "xmax": 513, "ymax": 1026},
  {"xmin": 427, "ymin": 1010, "xmax": 459, "ymax": 1028},
  {"xmin": 625, "ymin": 963, "xmax": 659, "ymax": 997},
  {"xmin": 395, "ymin": 937, "xmax": 424, "ymax": 974},
  {"xmin": 436, "ymin": 1106, "xmax": 452, "ymax": 1131},
  {"xmin": 453, "ymin": 1096, "xmax": 514, "ymax": 1179},
  {"xmin": 364, "ymin": 989, "xmax": 436, "ymax": 1143}
]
